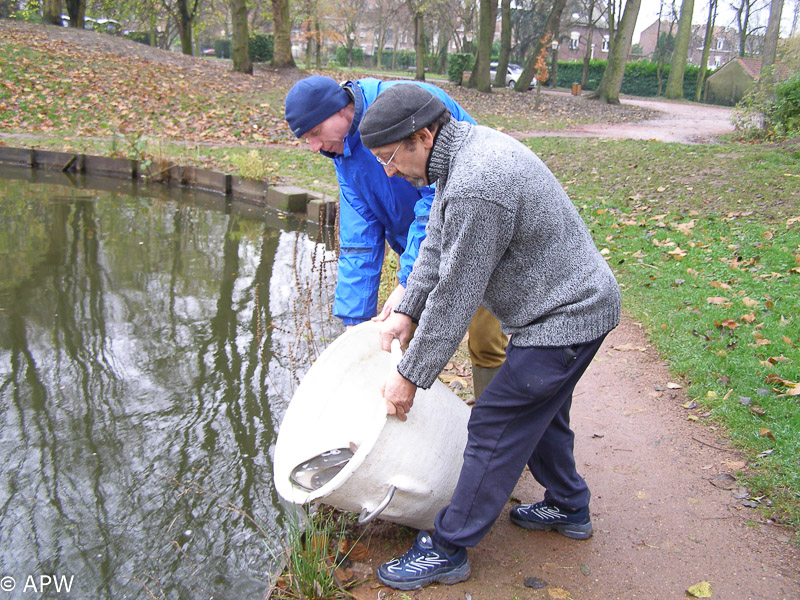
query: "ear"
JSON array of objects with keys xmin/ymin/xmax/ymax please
[{"xmin": 415, "ymin": 127, "xmax": 435, "ymax": 149}]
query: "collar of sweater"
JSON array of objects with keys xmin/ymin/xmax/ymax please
[{"xmin": 426, "ymin": 119, "xmax": 471, "ymax": 185}]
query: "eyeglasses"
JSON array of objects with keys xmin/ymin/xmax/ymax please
[{"xmin": 375, "ymin": 141, "xmax": 404, "ymax": 167}]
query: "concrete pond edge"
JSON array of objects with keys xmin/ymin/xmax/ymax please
[{"xmin": 0, "ymin": 145, "xmax": 338, "ymax": 226}]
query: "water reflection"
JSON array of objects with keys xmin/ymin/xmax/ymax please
[{"xmin": 0, "ymin": 168, "xmax": 340, "ymax": 599}]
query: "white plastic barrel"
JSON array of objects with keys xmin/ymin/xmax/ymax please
[{"xmin": 273, "ymin": 321, "xmax": 471, "ymax": 531}]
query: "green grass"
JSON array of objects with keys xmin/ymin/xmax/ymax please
[
  {"xmin": 524, "ymin": 137, "xmax": 800, "ymax": 530},
  {"xmin": 4, "ymin": 22, "xmax": 799, "ymax": 534}
]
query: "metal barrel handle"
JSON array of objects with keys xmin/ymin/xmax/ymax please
[{"xmin": 358, "ymin": 485, "xmax": 397, "ymax": 525}]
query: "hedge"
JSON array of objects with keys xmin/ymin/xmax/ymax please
[
  {"xmin": 335, "ymin": 46, "xmax": 365, "ymax": 66},
  {"xmin": 213, "ymin": 39, "xmax": 231, "ymax": 59},
  {"xmin": 447, "ymin": 53, "xmax": 474, "ymax": 85},
  {"xmin": 249, "ymin": 34, "xmax": 273, "ymax": 62},
  {"xmin": 555, "ymin": 59, "xmax": 704, "ymax": 100}
]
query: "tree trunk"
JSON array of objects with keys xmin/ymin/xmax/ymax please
[
  {"xmin": 593, "ymin": 0, "xmax": 641, "ymax": 103},
  {"xmin": 516, "ymin": 0, "xmax": 568, "ymax": 91},
  {"xmin": 176, "ymin": 0, "xmax": 194, "ymax": 55},
  {"xmin": 734, "ymin": 0, "xmax": 752, "ymax": 57},
  {"xmin": 43, "ymin": 0, "xmax": 63, "ymax": 25},
  {"xmin": 581, "ymin": 0, "xmax": 596, "ymax": 89},
  {"xmin": 760, "ymin": 0, "xmax": 784, "ymax": 77},
  {"xmin": 305, "ymin": 22, "xmax": 314, "ymax": 68},
  {"xmin": 65, "ymin": 0, "xmax": 85, "ymax": 28},
  {"xmin": 271, "ymin": 0, "xmax": 296, "ymax": 67},
  {"xmin": 665, "ymin": 0, "xmax": 694, "ymax": 99},
  {"xmin": 696, "ymin": 0, "xmax": 716, "ymax": 101},
  {"xmin": 315, "ymin": 20, "xmax": 322, "ymax": 68},
  {"xmin": 607, "ymin": 0, "xmax": 616, "ymax": 54},
  {"xmin": 413, "ymin": 10, "xmax": 426, "ymax": 81},
  {"xmin": 231, "ymin": 0, "xmax": 253, "ymax": 73},
  {"xmin": 494, "ymin": 0, "xmax": 512, "ymax": 88},
  {"xmin": 467, "ymin": 0, "xmax": 497, "ymax": 88},
  {"xmin": 437, "ymin": 29, "xmax": 450, "ymax": 74},
  {"xmin": 475, "ymin": 0, "xmax": 493, "ymax": 92}
]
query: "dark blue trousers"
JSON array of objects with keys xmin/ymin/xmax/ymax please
[{"xmin": 433, "ymin": 334, "xmax": 607, "ymax": 549}]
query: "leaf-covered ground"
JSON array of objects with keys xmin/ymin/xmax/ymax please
[
  {"xmin": 0, "ymin": 20, "xmax": 657, "ymax": 147},
  {"xmin": 2, "ymin": 18, "xmax": 800, "ymax": 600}
]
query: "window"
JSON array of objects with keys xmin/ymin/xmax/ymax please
[
  {"xmin": 601, "ymin": 36, "xmax": 610, "ymax": 52},
  {"xmin": 570, "ymin": 32, "xmax": 580, "ymax": 50},
  {"xmin": 715, "ymin": 38, "xmax": 724, "ymax": 50}
]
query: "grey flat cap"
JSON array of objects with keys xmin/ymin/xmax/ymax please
[{"xmin": 359, "ymin": 84, "xmax": 447, "ymax": 149}]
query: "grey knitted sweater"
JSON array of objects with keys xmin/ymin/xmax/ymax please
[{"xmin": 395, "ymin": 119, "xmax": 621, "ymax": 389}]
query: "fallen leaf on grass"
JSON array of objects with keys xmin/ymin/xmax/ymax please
[
  {"xmin": 758, "ymin": 428, "xmax": 775, "ymax": 440},
  {"xmin": 742, "ymin": 297, "xmax": 759, "ymax": 308},
  {"xmin": 767, "ymin": 355, "xmax": 789, "ymax": 364},
  {"xmin": 709, "ymin": 281, "xmax": 732, "ymax": 290},
  {"xmin": 687, "ymin": 580, "xmax": 713, "ymax": 597},
  {"xmin": 707, "ymin": 296, "xmax": 730, "ymax": 306}
]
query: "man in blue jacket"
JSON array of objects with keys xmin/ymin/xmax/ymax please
[{"xmin": 284, "ymin": 76, "xmax": 506, "ymax": 397}]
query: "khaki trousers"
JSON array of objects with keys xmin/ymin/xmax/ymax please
[{"xmin": 467, "ymin": 306, "xmax": 507, "ymax": 369}]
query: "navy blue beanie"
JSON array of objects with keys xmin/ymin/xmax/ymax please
[{"xmin": 285, "ymin": 76, "xmax": 351, "ymax": 138}]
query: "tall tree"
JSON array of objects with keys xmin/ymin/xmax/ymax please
[
  {"xmin": 592, "ymin": 0, "xmax": 642, "ymax": 103},
  {"xmin": 271, "ymin": 0, "xmax": 296, "ymax": 66},
  {"xmin": 160, "ymin": 0, "xmax": 201, "ymax": 55},
  {"xmin": 761, "ymin": 0, "xmax": 784, "ymax": 75},
  {"xmin": 732, "ymin": 0, "xmax": 761, "ymax": 56},
  {"xmin": 468, "ymin": 0, "xmax": 497, "ymax": 89},
  {"xmin": 664, "ymin": 0, "xmax": 694, "ymax": 99},
  {"xmin": 65, "ymin": 0, "xmax": 86, "ymax": 28},
  {"xmin": 370, "ymin": 0, "xmax": 404, "ymax": 69},
  {"xmin": 654, "ymin": 1, "xmax": 678, "ymax": 95},
  {"xmin": 474, "ymin": 0, "xmax": 494, "ymax": 92},
  {"xmin": 412, "ymin": 7, "xmax": 426, "ymax": 80},
  {"xmin": 230, "ymin": 0, "xmax": 253, "ymax": 73},
  {"xmin": 580, "ymin": 0, "xmax": 599, "ymax": 89},
  {"xmin": 516, "ymin": 0, "xmax": 568, "ymax": 91},
  {"xmin": 494, "ymin": 0, "xmax": 513, "ymax": 88},
  {"xmin": 696, "ymin": 0, "xmax": 717, "ymax": 101},
  {"xmin": 43, "ymin": 0, "xmax": 63, "ymax": 25}
]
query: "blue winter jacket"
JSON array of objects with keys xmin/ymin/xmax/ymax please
[{"xmin": 326, "ymin": 78, "xmax": 475, "ymax": 325}]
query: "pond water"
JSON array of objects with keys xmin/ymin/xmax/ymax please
[{"xmin": 0, "ymin": 167, "xmax": 340, "ymax": 599}]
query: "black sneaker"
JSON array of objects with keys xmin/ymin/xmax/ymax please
[
  {"xmin": 510, "ymin": 500, "xmax": 593, "ymax": 540},
  {"xmin": 376, "ymin": 531, "xmax": 471, "ymax": 591}
]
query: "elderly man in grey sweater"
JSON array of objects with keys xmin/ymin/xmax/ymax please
[{"xmin": 358, "ymin": 84, "xmax": 621, "ymax": 591}]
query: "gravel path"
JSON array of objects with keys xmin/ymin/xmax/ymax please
[{"xmin": 517, "ymin": 93, "xmax": 737, "ymax": 144}]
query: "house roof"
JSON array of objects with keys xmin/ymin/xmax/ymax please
[
  {"xmin": 709, "ymin": 57, "xmax": 792, "ymax": 82},
  {"xmin": 738, "ymin": 57, "xmax": 763, "ymax": 78}
]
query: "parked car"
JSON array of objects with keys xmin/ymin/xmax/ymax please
[
  {"xmin": 60, "ymin": 14, "xmax": 121, "ymax": 34},
  {"xmin": 489, "ymin": 62, "xmax": 536, "ymax": 90}
]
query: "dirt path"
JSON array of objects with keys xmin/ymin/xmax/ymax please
[
  {"xmin": 346, "ymin": 105, "xmax": 798, "ymax": 599},
  {"xmin": 351, "ymin": 320, "xmax": 800, "ymax": 600},
  {"xmin": 517, "ymin": 94, "xmax": 737, "ymax": 144}
]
